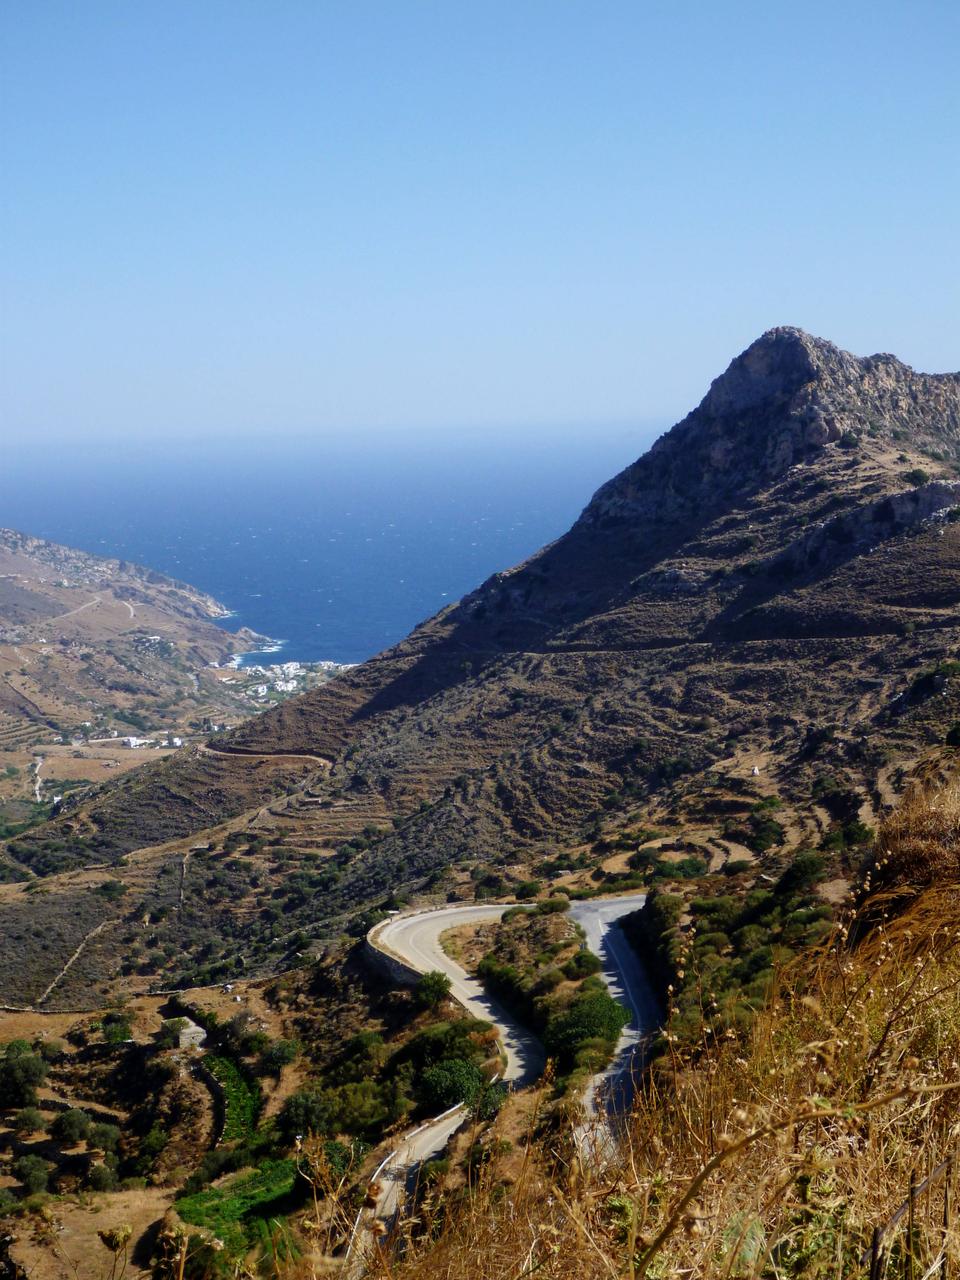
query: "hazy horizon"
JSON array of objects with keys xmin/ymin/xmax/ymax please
[{"xmin": 0, "ymin": 428, "xmax": 652, "ymax": 664}]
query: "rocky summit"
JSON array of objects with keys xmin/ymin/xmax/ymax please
[{"xmin": 3, "ymin": 329, "xmax": 960, "ymax": 1008}]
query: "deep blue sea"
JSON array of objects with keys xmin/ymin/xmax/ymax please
[{"xmin": 0, "ymin": 430, "xmax": 651, "ymax": 665}]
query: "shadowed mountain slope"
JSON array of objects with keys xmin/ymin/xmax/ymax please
[{"xmin": 4, "ymin": 328, "xmax": 960, "ymax": 1006}]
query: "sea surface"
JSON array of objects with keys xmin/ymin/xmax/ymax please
[{"xmin": 0, "ymin": 430, "xmax": 652, "ymax": 665}]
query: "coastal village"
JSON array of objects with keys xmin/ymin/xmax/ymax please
[
  {"xmin": 4, "ymin": 655, "xmax": 351, "ymax": 818},
  {"xmin": 0, "ymin": 529, "xmax": 352, "ymax": 819},
  {"xmin": 213, "ymin": 656, "xmax": 349, "ymax": 704}
]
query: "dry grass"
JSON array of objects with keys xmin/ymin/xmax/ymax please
[
  {"xmin": 17, "ymin": 783, "xmax": 960, "ymax": 1280},
  {"xmin": 870, "ymin": 774, "xmax": 960, "ymax": 890},
  {"xmin": 340, "ymin": 784, "xmax": 960, "ymax": 1279}
]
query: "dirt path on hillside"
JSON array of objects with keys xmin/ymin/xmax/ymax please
[
  {"xmin": 178, "ymin": 849, "xmax": 191, "ymax": 914},
  {"xmin": 37, "ymin": 921, "xmax": 107, "ymax": 1006},
  {"xmin": 198, "ymin": 744, "xmax": 332, "ymax": 767},
  {"xmin": 48, "ymin": 593, "xmax": 102, "ymax": 622}
]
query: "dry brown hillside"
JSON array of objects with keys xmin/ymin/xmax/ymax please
[{"xmin": 4, "ymin": 328, "xmax": 960, "ymax": 1007}]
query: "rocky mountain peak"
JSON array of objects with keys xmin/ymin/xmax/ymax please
[
  {"xmin": 580, "ymin": 329, "xmax": 960, "ymax": 531},
  {"xmin": 700, "ymin": 326, "xmax": 846, "ymax": 415}
]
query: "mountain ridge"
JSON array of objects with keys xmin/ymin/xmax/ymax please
[
  {"xmin": 581, "ymin": 326, "xmax": 960, "ymax": 530},
  {"xmin": 3, "ymin": 329, "xmax": 960, "ymax": 1006}
]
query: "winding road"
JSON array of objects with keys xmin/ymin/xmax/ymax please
[
  {"xmin": 356, "ymin": 893, "xmax": 659, "ymax": 1246},
  {"xmin": 374, "ymin": 904, "xmax": 546, "ymax": 1085},
  {"xmin": 569, "ymin": 896, "xmax": 662, "ymax": 1126}
]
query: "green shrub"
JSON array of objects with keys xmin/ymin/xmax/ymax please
[
  {"xmin": 696, "ymin": 931, "xmax": 731, "ymax": 954},
  {"xmin": 421, "ymin": 1157, "xmax": 450, "ymax": 1184},
  {"xmin": 96, "ymin": 879, "xmax": 128, "ymax": 900},
  {"xmin": 535, "ymin": 966, "xmax": 565, "ymax": 993},
  {"xmin": 0, "ymin": 1044, "xmax": 47, "ymax": 1107},
  {"xmin": 257, "ymin": 1039, "xmax": 300, "ymax": 1076},
  {"xmin": 543, "ymin": 989, "xmax": 629, "ymax": 1067},
  {"xmin": 52, "ymin": 1108, "xmax": 91, "ymax": 1144},
  {"xmin": 12, "ymin": 1106, "xmax": 46, "ymax": 1133},
  {"xmin": 207, "ymin": 1056, "xmax": 261, "ymax": 1142},
  {"xmin": 102, "ymin": 1011, "xmax": 133, "ymax": 1045},
  {"xmin": 136, "ymin": 1121, "xmax": 170, "ymax": 1173},
  {"xmin": 88, "ymin": 1163, "xmax": 119, "ymax": 1191},
  {"xmin": 395, "ymin": 1019, "xmax": 491, "ymax": 1072},
  {"xmin": 534, "ymin": 898, "xmax": 571, "ymax": 915},
  {"xmin": 562, "ymin": 951, "xmax": 602, "ymax": 980},
  {"xmin": 654, "ymin": 855, "xmax": 708, "ymax": 880},
  {"xmin": 418, "ymin": 1058, "xmax": 483, "ymax": 1111},
  {"xmin": 414, "ymin": 971, "xmax": 452, "ymax": 1010},
  {"xmin": 515, "ymin": 880, "xmax": 543, "ymax": 900},
  {"xmin": 501, "ymin": 906, "xmax": 530, "ymax": 922},
  {"xmin": 14, "ymin": 1154, "xmax": 50, "ymax": 1194},
  {"xmin": 724, "ymin": 859, "xmax": 754, "ymax": 875}
]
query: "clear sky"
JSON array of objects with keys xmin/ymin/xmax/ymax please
[{"xmin": 2, "ymin": 0, "xmax": 958, "ymax": 449}]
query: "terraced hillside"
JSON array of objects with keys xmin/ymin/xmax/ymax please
[{"xmin": 4, "ymin": 327, "xmax": 960, "ymax": 1007}]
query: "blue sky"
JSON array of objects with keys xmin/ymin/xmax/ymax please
[{"xmin": 2, "ymin": 0, "xmax": 958, "ymax": 448}]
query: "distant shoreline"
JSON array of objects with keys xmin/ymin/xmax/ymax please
[{"xmin": 227, "ymin": 640, "xmax": 287, "ymax": 670}]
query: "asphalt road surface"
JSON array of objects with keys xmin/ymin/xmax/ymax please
[
  {"xmin": 362, "ymin": 893, "xmax": 660, "ymax": 1233},
  {"xmin": 569, "ymin": 894, "xmax": 662, "ymax": 1129},
  {"xmin": 374, "ymin": 903, "xmax": 545, "ymax": 1084}
]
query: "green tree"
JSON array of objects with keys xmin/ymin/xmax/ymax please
[
  {"xmin": 156, "ymin": 1018, "xmax": 186, "ymax": 1049},
  {"xmin": 775, "ymin": 852, "xmax": 826, "ymax": 896},
  {"xmin": 87, "ymin": 1163, "xmax": 119, "ymax": 1192},
  {"xmin": 414, "ymin": 970, "xmax": 452, "ymax": 1009},
  {"xmin": 418, "ymin": 1058, "xmax": 483, "ymax": 1111},
  {"xmin": 12, "ymin": 1106, "xmax": 46, "ymax": 1134},
  {"xmin": 515, "ymin": 880, "xmax": 542, "ymax": 900},
  {"xmin": 0, "ymin": 1044, "xmax": 48, "ymax": 1107},
  {"xmin": 279, "ymin": 1089, "xmax": 336, "ymax": 1140},
  {"xmin": 89, "ymin": 1122, "xmax": 122, "ymax": 1153},
  {"xmin": 52, "ymin": 1107, "xmax": 91, "ymax": 1145},
  {"xmin": 134, "ymin": 1121, "xmax": 169, "ymax": 1174},
  {"xmin": 14, "ymin": 1154, "xmax": 51, "ymax": 1194}
]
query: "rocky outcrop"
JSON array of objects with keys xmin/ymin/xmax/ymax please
[
  {"xmin": 580, "ymin": 327, "xmax": 960, "ymax": 529},
  {"xmin": 770, "ymin": 479, "xmax": 960, "ymax": 578}
]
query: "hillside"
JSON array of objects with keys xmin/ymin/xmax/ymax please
[
  {"xmin": 0, "ymin": 530, "xmax": 348, "ymax": 856},
  {"xmin": 356, "ymin": 782, "xmax": 960, "ymax": 1279},
  {"xmin": 4, "ymin": 327, "xmax": 960, "ymax": 1008}
]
